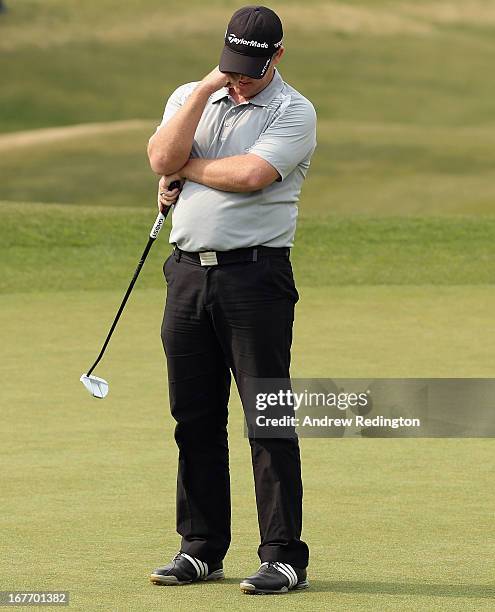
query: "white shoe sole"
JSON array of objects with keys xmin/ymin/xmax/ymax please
[
  {"xmin": 240, "ymin": 579, "xmax": 310, "ymax": 595},
  {"xmin": 151, "ymin": 568, "xmax": 225, "ymax": 586}
]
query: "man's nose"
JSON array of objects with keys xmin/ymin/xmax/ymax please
[{"xmin": 231, "ymin": 73, "xmax": 249, "ymax": 81}]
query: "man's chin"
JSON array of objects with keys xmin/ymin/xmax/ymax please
[{"xmin": 232, "ymin": 83, "xmax": 255, "ymax": 96}]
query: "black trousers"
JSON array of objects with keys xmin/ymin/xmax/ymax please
[{"xmin": 161, "ymin": 248, "xmax": 309, "ymax": 568}]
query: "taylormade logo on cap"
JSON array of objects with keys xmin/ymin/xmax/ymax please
[{"xmin": 227, "ymin": 33, "xmax": 269, "ymax": 49}]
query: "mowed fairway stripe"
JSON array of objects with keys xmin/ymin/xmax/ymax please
[
  {"xmin": 4, "ymin": 118, "xmax": 495, "ymax": 150},
  {"xmin": 0, "ymin": 120, "xmax": 153, "ymax": 151}
]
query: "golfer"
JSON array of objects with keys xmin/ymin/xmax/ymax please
[{"xmin": 147, "ymin": 5, "xmax": 316, "ymax": 595}]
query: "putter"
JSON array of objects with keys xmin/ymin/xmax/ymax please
[{"xmin": 80, "ymin": 180, "xmax": 181, "ymax": 399}]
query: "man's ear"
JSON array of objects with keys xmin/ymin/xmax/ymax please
[{"xmin": 273, "ymin": 46, "xmax": 285, "ymax": 65}]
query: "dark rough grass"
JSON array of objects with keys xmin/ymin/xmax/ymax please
[
  {"xmin": 1, "ymin": 202, "xmax": 494, "ymax": 294},
  {"xmin": 2, "ymin": 20, "xmax": 495, "ymax": 131}
]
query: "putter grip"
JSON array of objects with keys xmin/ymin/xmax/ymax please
[{"xmin": 150, "ymin": 179, "xmax": 182, "ymax": 239}]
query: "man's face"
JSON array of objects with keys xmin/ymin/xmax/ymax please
[
  {"xmin": 227, "ymin": 68, "xmax": 274, "ymax": 99},
  {"xmin": 226, "ymin": 48, "xmax": 284, "ymax": 99}
]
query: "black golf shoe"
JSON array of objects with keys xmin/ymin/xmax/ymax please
[
  {"xmin": 150, "ymin": 552, "xmax": 224, "ymax": 586},
  {"xmin": 240, "ymin": 562, "xmax": 309, "ymax": 595}
]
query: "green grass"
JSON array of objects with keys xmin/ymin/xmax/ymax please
[
  {"xmin": 2, "ymin": 1, "xmax": 495, "ymax": 217},
  {"xmin": 2, "ymin": 1, "xmax": 495, "ymax": 609},
  {"xmin": 2, "ymin": 2, "xmax": 495, "ymax": 131},
  {"xmin": 1, "ymin": 202, "xmax": 494, "ymax": 294},
  {"xmin": 2, "ymin": 120, "xmax": 495, "ymax": 214},
  {"xmin": 1, "ymin": 288, "xmax": 494, "ymax": 611}
]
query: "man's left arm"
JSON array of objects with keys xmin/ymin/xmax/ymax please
[{"xmin": 179, "ymin": 154, "xmax": 279, "ymax": 193}]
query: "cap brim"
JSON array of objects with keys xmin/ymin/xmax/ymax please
[{"xmin": 219, "ymin": 46, "xmax": 272, "ymax": 80}]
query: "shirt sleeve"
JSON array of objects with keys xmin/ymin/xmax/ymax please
[
  {"xmin": 154, "ymin": 82, "xmax": 199, "ymax": 132},
  {"xmin": 247, "ymin": 97, "xmax": 317, "ymax": 181}
]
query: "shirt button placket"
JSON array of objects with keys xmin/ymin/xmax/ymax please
[{"xmin": 222, "ymin": 109, "xmax": 234, "ymax": 137}]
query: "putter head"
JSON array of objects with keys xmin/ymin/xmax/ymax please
[{"xmin": 80, "ymin": 374, "xmax": 109, "ymax": 399}]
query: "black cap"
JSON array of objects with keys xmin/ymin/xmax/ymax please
[{"xmin": 219, "ymin": 6, "xmax": 283, "ymax": 80}]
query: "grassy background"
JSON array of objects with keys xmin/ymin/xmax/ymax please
[
  {"xmin": 1, "ymin": 0, "xmax": 494, "ymax": 610},
  {"xmin": 1, "ymin": 202, "xmax": 495, "ymax": 293},
  {"xmin": 2, "ymin": 1, "xmax": 495, "ymax": 215}
]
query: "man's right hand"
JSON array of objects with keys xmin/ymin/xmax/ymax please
[
  {"xmin": 158, "ymin": 175, "xmax": 183, "ymax": 213},
  {"xmin": 198, "ymin": 66, "xmax": 232, "ymax": 95}
]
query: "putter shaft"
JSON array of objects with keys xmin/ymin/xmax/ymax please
[{"xmin": 85, "ymin": 182, "xmax": 180, "ymax": 377}]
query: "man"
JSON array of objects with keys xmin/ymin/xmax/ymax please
[{"xmin": 147, "ymin": 5, "xmax": 316, "ymax": 595}]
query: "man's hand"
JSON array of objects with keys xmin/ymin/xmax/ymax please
[
  {"xmin": 197, "ymin": 66, "xmax": 231, "ymax": 96},
  {"xmin": 148, "ymin": 66, "xmax": 232, "ymax": 176},
  {"xmin": 158, "ymin": 175, "xmax": 184, "ymax": 213}
]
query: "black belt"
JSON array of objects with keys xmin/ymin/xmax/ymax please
[{"xmin": 173, "ymin": 245, "xmax": 290, "ymax": 266}]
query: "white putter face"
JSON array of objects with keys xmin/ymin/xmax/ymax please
[{"xmin": 80, "ymin": 374, "xmax": 109, "ymax": 399}]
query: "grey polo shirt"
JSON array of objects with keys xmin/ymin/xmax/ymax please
[{"xmin": 155, "ymin": 69, "xmax": 317, "ymax": 252}]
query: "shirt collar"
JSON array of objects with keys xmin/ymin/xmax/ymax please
[{"xmin": 210, "ymin": 69, "xmax": 284, "ymax": 107}]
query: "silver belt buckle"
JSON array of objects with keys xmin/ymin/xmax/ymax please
[{"xmin": 199, "ymin": 251, "xmax": 218, "ymax": 266}]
